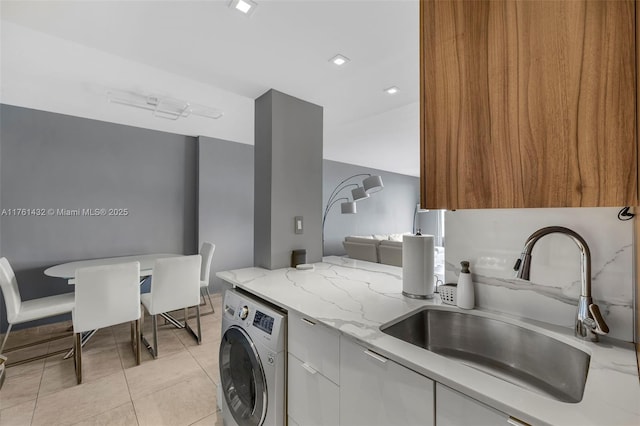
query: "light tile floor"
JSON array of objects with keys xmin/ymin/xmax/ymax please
[{"xmin": 0, "ymin": 294, "xmax": 224, "ymax": 426}]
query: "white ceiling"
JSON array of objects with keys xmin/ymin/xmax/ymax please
[{"xmin": 0, "ymin": 0, "xmax": 420, "ymax": 176}]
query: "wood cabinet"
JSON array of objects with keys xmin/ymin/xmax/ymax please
[
  {"xmin": 420, "ymin": 0, "xmax": 637, "ymax": 209},
  {"xmin": 339, "ymin": 336, "xmax": 435, "ymax": 426}
]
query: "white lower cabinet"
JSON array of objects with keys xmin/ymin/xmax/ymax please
[
  {"xmin": 435, "ymin": 383, "xmax": 508, "ymax": 426},
  {"xmin": 286, "ymin": 318, "xmax": 524, "ymax": 426},
  {"xmin": 287, "ymin": 311, "xmax": 341, "ymax": 426},
  {"xmin": 288, "ymin": 416, "xmax": 300, "ymax": 426},
  {"xmin": 339, "ymin": 336, "xmax": 435, "ymax": 426},
  {"xmin": 287, "ymin": 353, "xmax": 339, "ymax": 426}
]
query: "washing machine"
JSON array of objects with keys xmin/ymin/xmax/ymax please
[{"xmin": 219, "ymin": 288, "xmax": 286, "ymax": 426}]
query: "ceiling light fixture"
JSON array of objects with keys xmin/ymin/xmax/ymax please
[
  {"xmin": 107, "ymin": 89, "xmax": 223, "ymax": 121},
  {"xmin": 229, "ymin": 0, "xmax": 257, "ymax": 15},
  {"xmin": 329, "ymin": 54, "xmax": 350, "ymax": 66},
  {"xmin": 384, "ymin": 86, "xmax": 399, "ymax": 95}
]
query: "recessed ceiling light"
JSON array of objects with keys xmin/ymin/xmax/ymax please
[
  {"xmin": 384, "ymin": 86, "xmax": 399, "ymax": 95},
  {"xmin": 329, "ymin": 54, "xmax": 350, "ymax": 67},
  {"xmin": 229, "ymin": 0, "xmax": 257, "ymax": 15}
]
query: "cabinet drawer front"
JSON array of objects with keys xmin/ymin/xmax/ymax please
[
  {"xmin": 340, "ymin": 337, "xmax": 435, "ymax": 426},
  {"xmin": 288, "ymin": 353, "xmax": 339, "ymax": 426},
  {"xmin": 288, "ymin": 311, "xmax": 340, "ymax": 384},
  {"xmin": 436, "ymin": 383, "xmax": 508, "ymax": 426}
]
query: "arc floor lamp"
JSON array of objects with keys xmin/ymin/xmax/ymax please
[{"xmin": 322, "ymin": 174, "xmax": 384, "ymax": 254}]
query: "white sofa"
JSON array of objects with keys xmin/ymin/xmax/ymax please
[
  {"xmin": 343, "ymin": 233, "xmax": 443, "ymax": 268},
  {"xmin": 342, "ymin": 233, "xmax": 410, "ymax": 266},
  {"xmin": 378, "ymin": 239, "xmax": 403, "ymax": 266}
]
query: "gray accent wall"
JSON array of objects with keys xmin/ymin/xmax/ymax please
[
  {"xmin": 323, "ymin": 160, "xmax": 421, "ymax": 255},
  {"xmin": 0, "ymin": 103, "xmax": 425, "ymax": 333},
  {"xmin": 0, "ymin": 104, "xmax": 198, "ymax": 331},
  {"xmin": 197, "ymin": 136, "xmax": 254, "ymax": 293},
  {"xmin": 254, "ymin": 90, "xmax": 323, "ymax": 269},
  {"xmin": 254, "ymin": 92, "xmax": 273, "ymax": 269},
  {"xmin": 0, "ymin": 120, "xmax": 2, "ymax": 257}
]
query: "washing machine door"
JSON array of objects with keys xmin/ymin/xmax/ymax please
[{"xmin": 220, "ymin": 325, "xmax": 268, "ymax": 426}]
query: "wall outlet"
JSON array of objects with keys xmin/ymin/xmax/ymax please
[{"xmin": 294, "ymin": 216, "xmax": 303, "ymax": 234}]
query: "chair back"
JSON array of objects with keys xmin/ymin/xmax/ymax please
[
  {"xmin": 73, "ymin": 262, "xmax": 141, "ymax": 333},
  {"xmin": 149, "ymin": 255, "xmax": 201, "ymax": 315},
  {"xmin": 0, "ymin": 257, "xmax": 22, "ymax": 323},
  {"xmin": 199, "ymin": 242, "xmax": 216, "ymax": 287}
]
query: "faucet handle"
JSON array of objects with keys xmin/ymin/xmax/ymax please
[{"xmin": 588, "ymin": 304, "xmax": 609, "ymax": 335}]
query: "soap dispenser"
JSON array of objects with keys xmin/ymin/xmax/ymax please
[{"xmin": 456, "ymin": 260, "xmax": 474, "ymax": 309}]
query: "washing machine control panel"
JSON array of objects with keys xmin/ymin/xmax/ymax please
[
  {"xmin": 253, "ymin": 310, "xmax": 275, "ymax": 335},
  {"xmin": 223, "ymin": 289, "xmax": 286, "ymax": 351}
]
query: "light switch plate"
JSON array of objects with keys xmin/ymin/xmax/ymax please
[{"xmin": 294, "ymin": 216, "xmax": 303, "ymax": 234}]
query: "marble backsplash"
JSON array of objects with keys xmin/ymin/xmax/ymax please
[{"xmin": 444, "ymin": 207, "xmax": 634, "ymax": 342}]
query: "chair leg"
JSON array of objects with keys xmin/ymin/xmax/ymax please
[
  {"xmin": 196, "ymin": 304, "xmax": 201, "ymax": 343},
  {"xmin": 129, "ymin": 320, "xmax": 141, "ymax": 366},
  {"xmin": 184, "ymin": 305, "xmax": 202, "ymax": 345},
  {"xmin": 0, "ymin": 323, "xmax": 13, "ymax": 354},
  {"xmin": 199, "ymin": 288, "xmax": 206, "ymax": 307},
  {"xmin": 204, "ymin": 287, "xmax": 215, "ymax": 313},
  {"xmin": 141, "ymin": 314, "xmax": 159, "ymax": 359},
  {"xmin": 133, "ymin": 319, "xmax": 141, "ymax": 365},
  {"xmin": 74, "ymin": 333, "xmax": 82, "ymax": 384},
  {"xmin": 152, "ymin": 315, "xmax": 158, "ymax": 358}
]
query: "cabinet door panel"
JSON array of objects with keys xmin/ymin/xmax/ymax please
[
  {"xmin": 339, "ymin": 337, "xmax": 435, "ymax": 426},
  {"xmin": 436, "ymin": 383, "xmax": 508, "ymax": 426},
  {"xmin": 421, "ymin": 0, "xmax": 636, "ymax": 209},
  {"xmin": 288, "ymin": 311, "xmax": 340, "ymax": 384},
  {"xmin": 288, "ymin": 353, "xmax": 339, "ymax": 426}
]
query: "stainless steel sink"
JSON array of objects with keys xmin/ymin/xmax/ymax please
[{"xmin": 380, "ymin": 308, "xmax": 590, "ymax": 403}]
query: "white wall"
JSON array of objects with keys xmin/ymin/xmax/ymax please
[{"xmin": 0, "ymin": 21, "xmax": 254, "ymax": 146}]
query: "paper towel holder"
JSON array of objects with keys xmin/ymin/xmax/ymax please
[
  {"xmin": 402, "ymin": 290, "xmax": 434, "ymax": 300},
  {"xmin": 402, "ymin": 234, "xmax": 435, "ymax": 299}
]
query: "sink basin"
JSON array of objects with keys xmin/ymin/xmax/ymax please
[{"xmin": 380, "ymin": 308, "xmax": 590, "ymax": 403}]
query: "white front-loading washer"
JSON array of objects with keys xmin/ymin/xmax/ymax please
[{"xmin": 219, "ymin": 288, "xmax": 286, "ymax": 426}]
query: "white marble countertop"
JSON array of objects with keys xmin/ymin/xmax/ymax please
[{"xmin": 217, "ymin": 256, "xmax": 640, "ymax": 426}]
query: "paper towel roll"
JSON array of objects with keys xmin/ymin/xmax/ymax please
[{"xmin": 402, "ymin": 234, "xmax": 435, "ymax": 299}]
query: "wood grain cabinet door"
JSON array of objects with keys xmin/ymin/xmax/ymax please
[{"xmin": 420, "ymin": 0, "xmax": 637, "ymax": 209}]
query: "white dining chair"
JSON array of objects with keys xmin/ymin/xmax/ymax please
[
  {"xmin": 73, "ymin": 261, "xmax": 141, "ymax": 384},
  {"xmin": 140, "ymin": 255, "xmax": 201, "ymax": 358},
  {"xmin": 199, "ymin": 242, "xmax": 216, "ymax": 313},
  {"xmin": 0, "ymin": 257, "xmax": 75, "ymax": 354}
]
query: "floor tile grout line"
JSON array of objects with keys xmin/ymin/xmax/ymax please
[
  {"xmin": 41, "ymin": 370, "xmax": 131, "ymax": 426},
  {"xmin": 66, "ymin": 401, "xmax": 138, "ymax": 426},
  {"xmin": 1, "ymin": 299, "xmax": 224, "ymax": 425},
  {"xmin": 64, "ymin": 329, "xmax": 129, "ymax": 425},
  {"xmin": 117, "ymin": 325, "xmax": 142, "ymax": 426},
  {"xmin": 187, "ymin": 409, "xmax": 221, "ymax": 426},
  {"xmin": 124, "ymin": 332, "xmax": 204, "ymax": 401},
  {"xmin": 29, "ymin": 338, "xmax": 51, "ymax": 426},
  {"xmin": 123, "ymin": 378, "xmax": 141, "ymax": 426}
]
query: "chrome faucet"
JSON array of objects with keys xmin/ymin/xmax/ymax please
[{"xmin": 514, "ymin": 226, "xmax": 609, "ymax": 342}]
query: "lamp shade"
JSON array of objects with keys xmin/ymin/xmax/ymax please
[
  {"xmin": 363, "ymin": 175, "xmax": 384, "ymax": 194},
  {"xmin": 351, "ymin": 186, "xmax": 370, "ymax": 202},
  {"xmin": 341, "ymin": 201, "xmax": 357, "ymax": 214}
]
